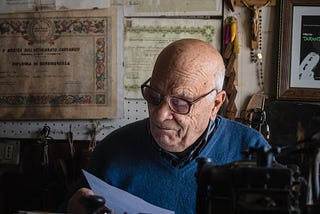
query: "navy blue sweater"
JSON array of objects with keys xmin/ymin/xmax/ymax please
[{"xmin": 74, "ymin": 116, "xmax": 270, "ymax": 214}]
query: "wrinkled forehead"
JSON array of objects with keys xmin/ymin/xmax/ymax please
[
  {"xmin": 151, "ymin": 65, "xmax": 214, "ymax": 96},
  {"xmin": 152, "ymin": 46, "xmax": 216, "ymax": 86}
]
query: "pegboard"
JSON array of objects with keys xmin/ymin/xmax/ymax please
[{"xmin": 0, "ymin": 99, "xmax": 148, "ymax": 141}]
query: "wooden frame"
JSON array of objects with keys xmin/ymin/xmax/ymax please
[{"xmin": 277, "ymin": 0, "xmax": 320, "ymax": 101}]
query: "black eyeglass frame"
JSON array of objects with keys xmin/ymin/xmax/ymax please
[{"xmin": 140, "ymin": 77, "xmax": 217, "ymax": 115}]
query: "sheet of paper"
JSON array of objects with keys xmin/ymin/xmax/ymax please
[
  {"xmin": 0, "ymin": 0, "xmax": 55, "ymax": 13},
  {"xmin": 56, "ymin": 0, "xmax": 110, "ymax": 10},
  {"xmin": 0, "ymin": 0, "xmax": 110, "ymax": 13},
  {"xmin": 122, "ymin": 0, "xmax": 222, "ymax": 16},
  {"xmin": 82, "ymin": 170, "xmax": 175, "ymax": 214}
]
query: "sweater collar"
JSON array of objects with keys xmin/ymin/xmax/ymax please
[{"xmin": 149, "ymin": 117, "xmax": 221, "ymax": 168}]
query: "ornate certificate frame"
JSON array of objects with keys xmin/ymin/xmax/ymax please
[
  {"xmin": 124, "ymin": 18, "xmax": 222, "ymax": 99},
  {"xmin": 0, "ymin": 8, "xmax": 120, "ymax": 119}
]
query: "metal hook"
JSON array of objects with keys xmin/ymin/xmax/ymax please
[{"xmin": 67, "ymin": 124, "xmax": 75, "ymax": 158}]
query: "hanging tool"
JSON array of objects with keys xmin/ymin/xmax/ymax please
[
  {"xmin": 67, "ymin": 124, "xmax": 75, "ymax": 159},
  {"xmin": 88, "ymin": 123, "xmax": 97, "ymax": 153},
  {"xmin": 37, "ymin": 125, "xmax": 52, "ymax": 168},
  {"xmin": 37, "ymin": 125, "xmax": 53, "ymax": 210}
]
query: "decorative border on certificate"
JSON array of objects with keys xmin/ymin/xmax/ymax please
[
  {"xmin": 124, "ymin": 18, "xmax": 222, "ymax": 99},
  {"xmin": 0, "ymin": 8, "xmax": 119, "ymax": 119},
  {"xmin": 277, "ymin": 0, "xmax": 320, "ymax": 101}
]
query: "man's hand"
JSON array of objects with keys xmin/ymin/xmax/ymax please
[{"xmin": 67, "ymin": 187, "xmax": 94, "ymax": 214}]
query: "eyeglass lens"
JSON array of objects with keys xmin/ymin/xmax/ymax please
[
  {"xmin": 142, "ymin": 86, "xmax": 190, "ymax": 114},
  {"xmin": 169, "ymin": 97, "xmax": 189, "ymax": 113},
  {"xmin": 142, "ymin": 86, "xmax": 162, "ymax": 105}
]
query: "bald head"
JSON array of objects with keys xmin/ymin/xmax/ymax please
[{"xmin": 152, "ymin": 39, "xmax": 225, "ymax": 91}]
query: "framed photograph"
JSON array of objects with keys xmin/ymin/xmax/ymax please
[{"xmin": 277, "ymin": 0, "xmax": 320, "ymax": 101}]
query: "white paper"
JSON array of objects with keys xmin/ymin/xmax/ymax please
[
  {"xmin": 0, "ymin": 0, "xmax": 36, "ymax": 13},
  {"xmin": 56, "ymin": 0, "xmax": 110, "ymax": 10},
  {"xmin": 0, "ymin": 0, "xmax": 110, "ymax": 13},
  {"xmin": 82, "ymin": 170, "xmax": 175, "ymax": 214},
  {"xmin": 122, "ymin": 0, "xmax": 222, "ymax": 17}
]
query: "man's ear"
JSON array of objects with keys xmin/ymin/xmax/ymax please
[{"xmin": 210, "ymin": 90, "xmax": 226, "ymax": 120}]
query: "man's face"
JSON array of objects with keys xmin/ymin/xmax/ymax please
[
  {"xmin": 148, "ymin": 72, "xmax": 218, "ymax": 153},
  {"xmin": 146, "ymin": 39, "xmax": 226, "ymax": 153}
]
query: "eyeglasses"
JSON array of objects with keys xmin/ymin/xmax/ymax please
[{"xmin": 141, "ymin": 77, "xmax": 217, "ymax": 115}]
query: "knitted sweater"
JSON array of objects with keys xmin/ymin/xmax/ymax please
[{"xmin": 80, "ymin": 116, "xmax": 270, "ymax": 214}]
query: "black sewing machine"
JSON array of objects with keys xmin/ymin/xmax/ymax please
[{"xmin": 195, "ymin": 147, "xmax": 310, "ymax": 214}]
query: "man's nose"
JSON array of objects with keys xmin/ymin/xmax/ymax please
[{"xmin": 155, "ymin": 98, "xmax": 174, "ymax": 120}]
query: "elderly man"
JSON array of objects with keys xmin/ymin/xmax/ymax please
[{"xmin": 65, "ymin": 39, "xmax": 270, "ymax": 214}]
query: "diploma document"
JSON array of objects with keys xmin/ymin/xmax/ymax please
[{"xmin": 0, "ymin": 7, "xmax": 120, "ymax": 119}]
